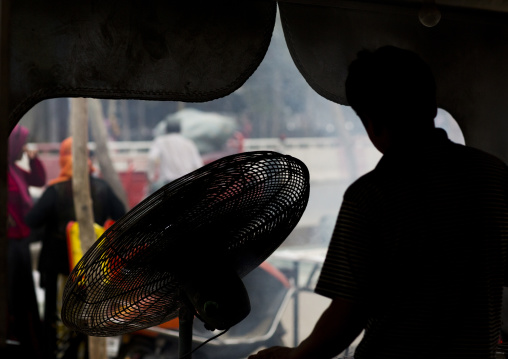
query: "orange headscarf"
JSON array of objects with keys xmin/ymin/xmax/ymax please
[{"xmin": 48, "ymin": 137, "xmax": 94, "ymax": 186}]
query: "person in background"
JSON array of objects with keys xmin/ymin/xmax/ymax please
[
  {"xmin": 249, "ymin": 46, "xmax": 508, "ymax": 358},
  {"xmin": 7, "ymin": 124, "xmax": 46, "ymax": 358},
  {"xmin": 147, "ymin": 121, "xmax": 203, "ymax": 194},
  {"xmin": 26, "ymin": 136, "xmax": 126, "ymax": 359}
]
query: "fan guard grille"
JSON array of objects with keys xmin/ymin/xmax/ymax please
[{"xmin": 61, "ymin": 151, "xmax": 310, "ymax": 336}]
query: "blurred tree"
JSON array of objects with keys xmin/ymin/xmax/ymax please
[{"xmin": 89, "ymin": 99, "xmax": 129, "ymax": 209}]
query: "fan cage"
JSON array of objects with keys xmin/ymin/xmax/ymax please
[{"xmin": 62, "ymin": 151, "xmax": 310, "ymax": 336}]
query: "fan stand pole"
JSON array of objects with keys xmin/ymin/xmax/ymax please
[{"xmin": 179, "ymin": 306, "xmax": 194, "ymax": 359}]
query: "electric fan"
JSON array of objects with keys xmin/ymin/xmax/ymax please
[{"xmin": 61, "ymin": 151, "xmax": 309, "ymax": 357}]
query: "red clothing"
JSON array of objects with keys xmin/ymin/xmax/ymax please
[
  {"xmin": 6, "ymin": 124, "xmax": 46, "ymax": 358},
  {"xmin": 7, "ymin": 157, "xmax": 46, "ymax": 238}
]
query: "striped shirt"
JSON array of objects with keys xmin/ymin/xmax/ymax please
[{"xmin": 315, "ymin": 129, "xmax": 508, "ymax": 359}]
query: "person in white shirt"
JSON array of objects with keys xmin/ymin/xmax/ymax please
[{"xmin": 147, "ymin": 121, "xmax": 203, "ymax": 194}]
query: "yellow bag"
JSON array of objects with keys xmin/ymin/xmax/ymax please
[{"xmin": 66, "ymin": 221, "xmax": 106, "ymax": 272}]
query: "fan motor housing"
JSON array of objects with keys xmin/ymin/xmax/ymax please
[{"xmin": 183, "ymin": 264, "xmax": 251, "ymax": 331}]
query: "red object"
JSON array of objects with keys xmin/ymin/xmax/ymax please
[
  {"xmin": 104, "ymin": 219, "xmax": 115, "ymax": 230},
  {"xmin": 119, "ymin": 167, "xmax": 148, "ymax": 209},
  {"xmin": 259, "ymin": 261, "xmax": 291, "ymax": 288}
]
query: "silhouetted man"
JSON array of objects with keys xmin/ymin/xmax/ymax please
[{"xmin": 249, "ymin": 46, "xmax": 508, "ymax": 358}]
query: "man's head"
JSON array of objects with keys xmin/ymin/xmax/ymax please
[
  {"xmin": 166, "ymin": 121, "xmax": 181, "ymax": 134},
  {"xmin": 345, "ymin": 46, "xmax": 437, "ymax": 151}
]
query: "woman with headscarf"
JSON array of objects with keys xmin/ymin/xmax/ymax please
[
  {"xmin": 26, "ymin": 136, "xmax": 126, "ymax": 359},
  {"xmin": 7, "ymin": 124, "xmax": 46, "ymax": 358}
]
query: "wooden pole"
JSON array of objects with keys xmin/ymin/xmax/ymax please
[
  {"xmin": 88, "ymin": 99, "xmax": 129, "ymax": 209},
  {"xmin": 70, "ymin": 98, "xmax": 95, "ymax": 249},
  {"xmin": 0, "ymin": 0, "xmax": 10, "ymax": 350},
  {"xmin": 69, "ymin": 98, "xmax": 107, "ymax": 359}
]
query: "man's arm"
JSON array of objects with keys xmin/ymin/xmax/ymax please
[
  {"xmin": 251, "ymin": 184, "xmax": 373, "ymax": 358},
  {"xmin": 248, "ymin": 296, "xmax": 366, "ymax": 359}
]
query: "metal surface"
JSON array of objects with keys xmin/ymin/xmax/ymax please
[
  {"xmin": 179, "ymin": 307, "xmax": 194, "ymax": 359},
  {"xmin": 275, "ymin": 0, "xmax": 508, "ymax": 13}
]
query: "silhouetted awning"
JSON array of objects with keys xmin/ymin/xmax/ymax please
[
  {"xmin": 7, "ymin": 0, "xmax": 508, "ymax": 159},
  {"xmin": 8, "ymin": 1, "xmax": 277, "ymax": 124},
  {"xmin": 278, "ymin": 1, "xmax": 508, "ymax": 151}
]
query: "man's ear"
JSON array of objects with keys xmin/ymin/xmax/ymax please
[
  {"xmin": 372, "ymin": 121, "xmax": 384, "ymax": 137},
  {"xmin": 361, "ymin": 113, "xmax": 383, "ymax": 137}
]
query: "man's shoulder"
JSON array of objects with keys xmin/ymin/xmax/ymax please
[
  {"xmin": 457, "ymin": 142, "xmax": 506, "ymax": 163},
  {"xmin": 157, "ymin": 133, "xmax": 193, "ymax": 144},
  {"xmin": 444, "ymin": 142, "xmax": 508, "ymax": 179},
  {"xmin": 344, "ymin": 170, "xmax": 380, "ymax": 201}
]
